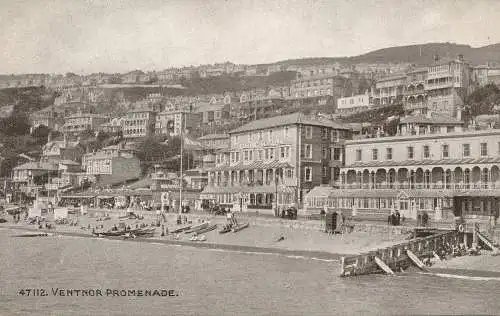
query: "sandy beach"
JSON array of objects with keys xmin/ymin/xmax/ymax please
[{"xmin": 1, "ymin": 209, "xmax": 412, "ymax": 257}]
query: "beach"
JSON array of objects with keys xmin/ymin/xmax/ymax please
[
  {"xmin": 2, "ymin": 209, "xmax": 413, "ymax": 257},
  {"xmin": 4, "ymin": 209, "xmax": 500, "ymax": 277}
]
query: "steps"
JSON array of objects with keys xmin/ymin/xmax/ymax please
[{"xmin": 477, "ymin": 231, "xmax": 500, "ymax": 253}]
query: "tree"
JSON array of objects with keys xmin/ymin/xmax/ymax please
[
  {"xmin": 0, "ymin": 114, "xmax": 30, "ymax": 136},
  {"xmin": 466, "ymin": 83, "xmax": 500, "ymax": 117}
]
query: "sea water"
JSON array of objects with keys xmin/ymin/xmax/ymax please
[{"xmin": 0, "ymin": 229, "xmax": 499, "ymax": 316}]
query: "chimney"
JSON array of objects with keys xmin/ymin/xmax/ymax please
[{"xmin": 434, "ymin": 55, "xmax": 440, "ymax": 62}]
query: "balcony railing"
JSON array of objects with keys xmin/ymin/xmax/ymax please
[
  {"xmin": 404, "ymin": 89, "xmax": 425, "ymax": 96},
  {"xmin": 340, "ymin": 182, "xmax": 499, "ymax": 190},
  {"xmin": 212, "ymin": 177, "xmax": 297, "ymax": 187},
  {"xmin": 404, "ymin": 102, "xmax": 426, "ymax": 110}
]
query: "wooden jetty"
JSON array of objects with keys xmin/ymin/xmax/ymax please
[{"xmin": 340, "ymin": 230, "xmax": 460, "ymax": 277}]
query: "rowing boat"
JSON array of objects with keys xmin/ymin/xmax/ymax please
[
  {"xmin": 12, "ymin": 232, "xmax": 51, "ymax": 237},
  {"xmin": 219, "ymin": 224, "xmax": 232, "ymax": 234},
  {"xmin": 184, "ymin": 222, "xmax": 209, "ymax": 234},
  {"xmin": 171, "ymin": 225, "xmax": 192, "ymax": 234},
  {"xmin": 232, "ymin": 222, "xmax": 249, "ymax": 233},
  {"xmin": 195, "ymin": 224, "xmax": 217, "ymax": 235}
]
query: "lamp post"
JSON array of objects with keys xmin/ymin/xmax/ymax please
[{"xmin": 275, "ymin": 173, "xmax": 279, "ymax": 216}]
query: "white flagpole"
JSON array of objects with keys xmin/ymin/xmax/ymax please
[{"xmin": 179, "ymin": 112, "xmax": 184, "ymax": 215}]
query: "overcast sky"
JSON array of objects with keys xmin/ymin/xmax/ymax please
[{"xmin": 1, "ymin": 0, "xmax": 500, "ymax": 74}]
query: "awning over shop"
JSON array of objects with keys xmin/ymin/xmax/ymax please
[
  {"xmin": 326, "ymin": 189, "xmax": 455, "ymax": 199},
  {"xmin": 453, "ymin": 189, "xmax": 500, "ymax": 197},
  {"xmin": 208, "ymin": 161, "xmax": 293, "ymax": 172},
  {"xmin": 201, "ymin": 184, "xmax": 295, "ymax": 195},
  {"xmin": 60, "ymin": 194, "xmax": 97, "ymax": 199},
  {"xmin": 305, "ymin": 186, "xmax": 333, "ymax": 199}
]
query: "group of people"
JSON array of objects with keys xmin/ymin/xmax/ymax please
[
  {"xmin": 388, "ymin": 210, "xmax": 403, "ymax": 226},
  {"xmin": 226, "ymin": 210, "xmax": 238, "ymax": 226}
]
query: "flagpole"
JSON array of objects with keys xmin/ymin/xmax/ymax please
[{"xmin": 179, "ymin": 112, "xmax": 184, "ymax": 215}]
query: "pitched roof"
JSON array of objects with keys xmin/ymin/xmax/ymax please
[
  {"xmin": 13, "ymin": 162, "xmax": 58, "ymax": 171},
  {"xmin": 406, "ymin": 67, "xmax": 428, "ymax": 74},
  {"xmin": 377, "ymin": 73, "xmax": 407, "ymax": 82},
  {"xmin": 198, "ymin": 133, "xmax": 229, "ymax": 140},
  {"xmin": 230, "ymin": 112, "xmax": 351, "ymax": 134},
  {"xmin": 400, "ymin": 113, "xmax": 463, "ymax": 125}
]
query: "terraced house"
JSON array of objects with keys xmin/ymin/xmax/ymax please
[
  {"xmin": 62, "ymin": 113, "xmax": 109, "ymax": 136},
  {"xmin": 201, "ymin": 112, "xmax": 351, "ymax": 211}
]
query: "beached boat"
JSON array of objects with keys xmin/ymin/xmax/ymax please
[
  {"xmin": 232, "ymin": 223, "xmax": 249, "ymax": 233},
  {"xmin": 184, "ymin": 222, "xmax": 209, "ymax": 234},
  {"xmin": 171, "ymin": 225, "xmax": 192, "ymax": 234},
  {"xmin": 131, "ymin": 228, "xmax": 156, "ymax": 237},
  {"xmin": 95, "ymin": 230, "xmax": 128, "ymax": 237},
  {"xmin": 195, "ymin": 224, "xmax": 217, "ymax": 235},
  {"xmin": 12, "ymin": 232, "xmax": 51, "ymax": 237},
  {"xmin": 190, "ymin": 235, "xmax": 207, "ymax": 242},
  {"xmin": 0, "ymin": 218, "xmax": 7, "ymax": 223},
  {"xmin": 219, "ymin": 224, "xmax": 232, "ymax": 234}
]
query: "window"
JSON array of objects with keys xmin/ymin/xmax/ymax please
[
  {"xmin": 305, "ymin": 144, "xmax": 312, "ymax": 158},
  {"xmin": 386, "ymin": 148, "xmax": 393, "ymax": 160},
  {"xmin": 498, "ymin": 142, "xmax": 500, "ymax": 155},
  {"xmin": 258, "ymin": 150, "xmax": 263, "ymax": 160},
  {"xmin": 268, "ymin": 130, "xmax": 273, "ymax": 140},
  {"xmin": 244, "ymin": 150, "xmax": 249, "ymax": 161},
  {"xmin": 331, "ymin": 130, "xmax": 338, "ymax": 141},
  {"xmin": 333, "ymin": 148, "xmax": 341, "ymax": 160},
  {"xmin": 356, "ymin": 149, "xmax": 362, "ymax": 161},
  {"xmin": 447, "ymin": 126, "xmax": 454, "ymax": 133},
  {"xmin": 305, "ymin": 167, "xmax": 312, "ymax": 182},
  {"xmin": 322, "ymin": 146, "xmax": 328, "ymax": 159},
  {"xmin": 322, "ymin": 166, "xmax": 328, "ymax": 177},
  {"xmin": 280, "ymin": 147, "xmax": 286, "ymax": 158},
  {"xmin": 269, "ymin": 148, "xmax": 275, "ymax": 159},
  {"xmin": 423, "ymin": 145, "xmax": 430, "ymax": 159},
  {"xmin": 249, "ymin": 150, "xmax": 253, "ymax": 161},
  {"xmin": 284, "ymin": 127, "xmax": 289, "ymax": 137},
  {"xmin": 305, "ymin": 126, "xmax": 313, "ymax": 139},
  {"xmin": 321, "ymin": 128, "xmax": 328, "ymax": 139},
  {"xmin": 442, "ymin": 144, "xmax": 449, "ymax": 158},
  {"xmin": 480, "ymin": 143, "xmax": 488, "ymax": 156},
  {"xmin": 372, "ymin": 149, "xmax": 378, "ymax": 161},
  {"xmin": 407, "ymin": 146, "xmax": 414, "ymax": 159},
  {"xmin": 463, "ymin": 144, "xmax": 470, "ymax": 157}
]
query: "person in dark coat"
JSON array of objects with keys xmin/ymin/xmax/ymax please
[{"xmin": 395, "ymin": 210, "xmax": 401, "ymax": 226}]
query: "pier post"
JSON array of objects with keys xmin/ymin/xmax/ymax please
[
  {"xmin": 472, "ymin": 230, "xmax": 478, "ymax": 248},
  {"xmin": 340, "ymin": 257, "xmax": 345, "ymax": 275}
]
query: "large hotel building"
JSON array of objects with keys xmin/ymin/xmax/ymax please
[
  {"xmin": 201, "ymin": 113, "xmax": 351, "ymax": 211},
  {"xmin": 306, "ymin": 115, "xmax": 500, "ymax": 238}
]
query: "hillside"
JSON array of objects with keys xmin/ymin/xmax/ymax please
[
  {"xmin": 183, "ymin": 71, "xmax": 297, "ymax": 94},
  {"xmin": 275, "ymin": 42, "xmax": 500, "ymax": 67}
]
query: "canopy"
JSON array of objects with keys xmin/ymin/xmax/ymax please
[
  {"xmin": 54, "ymin": 208, "xmax": 69, "ymax": 219},
  {"xmin": 28, "ymin": 207, "xmax": 42, "ymax": 218}
]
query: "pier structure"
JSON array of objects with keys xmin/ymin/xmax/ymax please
[{"xmin": 340, "ymin": 230, "xmax": 460, "ymax": 277}]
